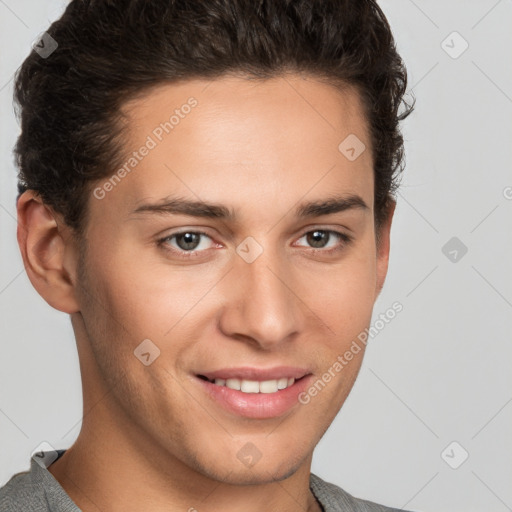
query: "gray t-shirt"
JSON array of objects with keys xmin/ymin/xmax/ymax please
[{"xmin": 0, "ymin": 451, "xmax": 413, "ymax": 511}]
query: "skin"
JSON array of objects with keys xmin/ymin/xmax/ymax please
[{"xmin": 17, "ymin": 73, "xmax": 394, "ymax": 512}]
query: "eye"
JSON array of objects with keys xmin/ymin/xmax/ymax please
[
  {"xmin": 157, "ymin": 228, "xmax": 353, "ymax": 260},
  {"xmin": 157, "ymin": 231, "xmax": 215, "ymax": 258},
  {"xmin": 295, "ymin": 229, "xmax": 352, "ymax": 254}
]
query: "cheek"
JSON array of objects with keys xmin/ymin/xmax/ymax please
[
  {"xmin": 304, "ymin": 245, "xmax": 377, "ymax": 342},
  {"xmin": 76, "ymin": 252, "xmax": 193, "ymax": 421},
  {"xmin": 83, "ymin": 244, "xmax": 201, "ymax": 341}
]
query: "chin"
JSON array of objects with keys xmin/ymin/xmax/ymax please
[{"xmin": 193, "ymin": 451, "xmax": 305, "ymax": 486}]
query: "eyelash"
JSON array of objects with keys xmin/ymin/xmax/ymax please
[{"xmin": 156, "ymin": 229, "xmax": 353, "ymax": 259}]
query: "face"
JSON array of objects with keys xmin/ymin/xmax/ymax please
[{"xmin": 73, "ymin": 74, "xmax": 391, "ymax": 484}]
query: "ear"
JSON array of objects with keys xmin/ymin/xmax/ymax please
[
  {"xmin": 16, "ymin": 190, "xmax": 80, "ymax": 313},
  {"xmin": 374, "ymin": 199, "xmax": 396, "ymax": 300}
]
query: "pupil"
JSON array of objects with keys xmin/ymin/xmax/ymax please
[
  {"xmin": 177, "ymin": 232, "xmax": 200, "ymax": 250},
  {"xmin": 308, "ymin": 230, "xmax": 328, "ymax": 248}
]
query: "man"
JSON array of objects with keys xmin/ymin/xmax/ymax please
[{"xmin": 0, "ymin": 0, "xmax": 415, "ymax": 510}]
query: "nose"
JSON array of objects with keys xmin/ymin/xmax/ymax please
[{"xmin": 217, "ymin": 244, "xmax": 306, "ymax": 350}]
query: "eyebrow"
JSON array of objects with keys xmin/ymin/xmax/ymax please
[{"xmin": 131, "ymin": 194, "xmax": 369, "ymax": 220}]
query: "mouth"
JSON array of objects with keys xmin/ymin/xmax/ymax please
[
  {"xmin": 194, "ymin": 367, "xmax": 313, "ymax": 419},
  {"xmin": 197, "ymin": 374, "xmax": 301, "ymax": 394}
]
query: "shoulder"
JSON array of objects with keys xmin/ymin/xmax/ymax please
[
  {"xmin": 0, "ymin": 465, "xmax": 49, "ymax": 511},
  {"xmin": 310, "ymin": 473, "xmax": 415, "ymax": 512},
  {"xmin": 0, "ymin": 451, "xmax": 79, "ymax": 512}
]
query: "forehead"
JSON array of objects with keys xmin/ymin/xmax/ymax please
[
  {"xmin": 93, "ymin": 74, "xmax": 374, "ymax": 224},
  {"xmin": 123, "ymin": 73, "xmax": 370, "ymax": 150}
]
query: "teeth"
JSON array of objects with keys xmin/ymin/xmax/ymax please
[
  {"xmin": 240, "ymin": 380, "xmax": 260, "ymax": 393},
  {"xmin": 213, "ymin": 377, "xmax": 296, "ymax": 393},
  {"xmin": 225, "ymin": 378, "xmax": 241, "ymax": 390},
  {"xmin": 277, "ymin": 377, "xmax": 288, "ymax": 389},
  {"xmin": 259, "ymin": 380, "xmax": 278, "ymax": 393}
]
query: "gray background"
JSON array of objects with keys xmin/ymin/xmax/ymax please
[{"xmin": 1, "ymin": 1, "xmax": 511, "ymax": 511}]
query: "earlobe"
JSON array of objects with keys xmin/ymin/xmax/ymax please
[
  {"xmin": 375, "ymin": 199, "xmax": 396, "ymax": 299},
  {"xmin": 16, "ymin": 190, "xmax": 80, "ymax": 314}
]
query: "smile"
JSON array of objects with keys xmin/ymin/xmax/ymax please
[
  {"xmin": 195, "ymin": 368, "xmax": 312, "ymax": 419},
  {"xmin": 199, "ymin": 376, "xmax": 296, "ymax": 394}
]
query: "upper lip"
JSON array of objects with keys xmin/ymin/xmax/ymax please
[{"xmin": 197, "ymin": 366, "xmax": 311, "ymax": 381}]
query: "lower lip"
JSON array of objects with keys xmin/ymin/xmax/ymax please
[{"xmin": 196, "ymin": 375, "xmax": 313, "ymax": 419}]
